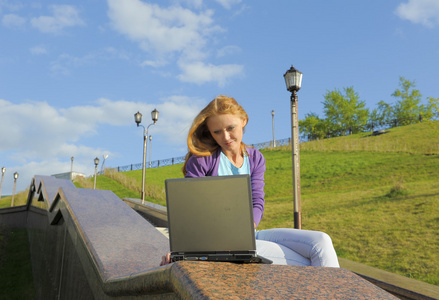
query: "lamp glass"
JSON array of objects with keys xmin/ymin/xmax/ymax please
[
  {"xmin": 284, "ymin": 66, "xmax": 303, "ymax": 92},
  {"xmin": 14, "ymin": 172, "xmax": 18, "ymax": 179},
  {"xmin": 134, "ymin": 111, "xmax": 142, "ymax": 125},
  {"xmin": 94, "ymin": 157, "xmax": 100, "ymax": 166},
  {"xmin": 151, "ymin": 109, "xmax": 159, "ymax": 122}
]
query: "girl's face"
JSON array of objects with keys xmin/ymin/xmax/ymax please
[{"xmin": 206, "ymin": 114, "xmax": 247, "ymax": 155}]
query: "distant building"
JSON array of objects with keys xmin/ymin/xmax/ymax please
[{"xmin": 52, "ymin": 172, "xmax": 85, "ymax": 181}]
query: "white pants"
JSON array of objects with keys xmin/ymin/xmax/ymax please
[{"xmin": 255, "ymin": 228, "xmax": 340, "ymax": 267}]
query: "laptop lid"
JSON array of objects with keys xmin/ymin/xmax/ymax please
[{"xmin": 165, "ymin": 175, "xmax": 256, "ymax": 254}]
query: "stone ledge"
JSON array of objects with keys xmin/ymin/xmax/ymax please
[{"xmin": 170, "ymin": 261, "xmax": 398, "ymax": 299}]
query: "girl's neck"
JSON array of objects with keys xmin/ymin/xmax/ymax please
[{"xmin": 222, "ymin": 148, "xmax": 243, "ymax": 168}]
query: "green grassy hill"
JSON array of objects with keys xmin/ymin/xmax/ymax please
[{"xmin": 2, "ymin": 121, "xmax": 438, "ymax": 286}]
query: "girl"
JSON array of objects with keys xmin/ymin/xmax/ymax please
[{"xmin": 161, "ymin": 95, "xmax": 339, "ymax": 267}]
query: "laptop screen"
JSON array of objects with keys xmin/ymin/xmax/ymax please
[{"xmin": 165, "ymin": 175, "xmax": 256, "ymax": 253}]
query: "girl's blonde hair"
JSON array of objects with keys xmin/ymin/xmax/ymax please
[{"xmin": 182, "ymin": 95, "xmax": 249, "ymax": 175}]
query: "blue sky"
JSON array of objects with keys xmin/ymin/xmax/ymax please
[{"xmin": 1, "ymin": 0, "xmax": 438, "ymax": 195}]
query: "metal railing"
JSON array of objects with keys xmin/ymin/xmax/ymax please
[
  {"xmin": 251, "ymin": 138, "xmax": 291, "ymax": 150},
  {"xmin": 114, "ymin": 157, "xmax": 186, "ymax": 172}
]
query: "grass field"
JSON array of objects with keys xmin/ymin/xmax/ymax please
[
  {"xmin": 1, "ymin": 121, "xmax": 438, "ymax": 287},
  {"xmin": 261, "ymin": 149, "xmax": 439, "ymax": 285}
]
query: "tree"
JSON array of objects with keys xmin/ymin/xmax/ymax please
[
  {"xmin": 391, "ymin": 77, "xmax": 423, "ymax": 126},
  {"xmin": 322, "ymin": 87, "xmax": 369, "ymax": 137},
  {"xmin": 299, "ymin": 76, "xmax": 438, "ymax": 139},
  {"xmin": 421, "ymin": 97, "xmax": 439, "ymax": 121},
  {"xmin": 366, "ymin": 108, "xmax": 380, "ymax": 131},
  {"xmin": 376, "ymin": 100, "xmax": 395, "ymax": 128},
  {"xmin": 299, "ymin": 112, "xmax": 320, "ymax": 141},
  {"xmin": 299, "ymin": 112, "xmax": 328, "ymax": 141},
  {"xmin": 423, "ymin": 97, "xmax": 439, "ymax": 135}
]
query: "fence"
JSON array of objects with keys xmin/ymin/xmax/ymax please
[
  {"xmin": 115, "ymin": 156, "xmax": 186, "ymax": 172},
  {"xmin": 112, "ymin": 138, "xmax": 292, "ymax": 173}
]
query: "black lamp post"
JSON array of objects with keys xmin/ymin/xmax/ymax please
[
  {"xmin": 134, "ymin": 109, "xmax": 159, "ymax": 204},
  {"xmin": 0, "ymin": 167, "xmax": 5, "ymax": 199},
  {"xmin": 284, "ymin": 65, "xmax": 303, "ymax": 229},
  {"xmin": 11, "ymin": 172, "xmax": 18, "ymax": 207},
  {"xmin": 94, "ymin": 157, "xmax": 99, "ymax": 189}
]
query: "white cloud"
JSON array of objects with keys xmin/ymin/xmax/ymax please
[
  {"xmin": 180, "ymin": 0, "xmax": 204, "ymax": 9},
  {"xmin": 0, "ymin": 96, "xmax": 203, "ymax": 194},
  {"xmin": 50, "ymin": 48, "xmax": 131, "ymax": 75},
  {"xmin": 215, "ymin": 0, "xmax": 241, "ymax": 10},
  {"xmin": 30, "ymin": 45, "xmax": 48, "ymax": 55},
  {"xmin": 141, "ymin": 58, "xmax": 168, "ymax": 68},
  {"xmin": 31, "ymin": 5, "xmax": 85, "ymax": 34},
  {"xmin": 50, "ymin": 53, "xmax": 81, "ymax": 75},
  {"xmin": 0, "ymin": 96, "xmax": 202, "ymax": 162},
  {"xmin": 154, "ymin": 95, "xmax": 204, "ymax": 143},
  {"xmin": 177, "ymin": 61, "xmax": 244, "ymax": 86},
  {"xmin": 2, "ymin": 13, "xmax": 25, "ymax": 28},
  {"xmin": 107, "ymin": 0, "xmax": 242, "ymax": 85},
  {"xmin": 395, "ymin": 0, "xmax": 439, "ymax": 27},
  {"xmin": 0, "ymin": 99, "xmax": 75, "ymax": 159},
  {"xmin": 0, "ymin": 1, "xmax": 24, "ymax": 13},
  {"xmin": 107, "ymin": 0, "xmax": 215, "ymax": 56},
  {"xmin": 216, "ymin": 45, "xmax": 241, "ymax": 58}
]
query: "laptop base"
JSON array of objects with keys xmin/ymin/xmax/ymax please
[{"xmin": 171, "ymin": 251, "xmax": 272, "ymax": 264}]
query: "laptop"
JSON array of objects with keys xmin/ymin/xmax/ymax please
[{"xmin": 165, "ymin": 174, "xmax": 272, "ymax": 264}]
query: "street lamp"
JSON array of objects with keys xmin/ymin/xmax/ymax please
[
  {"xmin": 101, "ymin": 155, "xmax": 109, "ymax": 173},
  {"xmin": 134, "ymin": 109, "xmax": 159, "ymax": 204},
  {"xmin": 93, "ymin": 157, "xmax": 99, "ymax": 189},
  {"xmin": 284, "ymin": 65, "xmax": 303, "ymax": 229},
  {"xmin": 271, "ymin": 110, "xmax": 276, "ymax": 147},
  {"xmin": 0, "ymin": 167, "xmax": 5, "ymax": 199},
  {"xmin": 148, "ymin": 135, "xmax": 152, "ymax": 168},
  {"xmin": 11, "ymin": 172, "xmax": 18, "ymax": 207},
  {"xmin": 71, "ymin": 156, "xmax": 74, "ymax": 181}
]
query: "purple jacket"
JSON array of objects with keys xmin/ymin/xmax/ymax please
[{"xmin": 185, "ymin": 147, "xmax": 266, "ymax": 226}]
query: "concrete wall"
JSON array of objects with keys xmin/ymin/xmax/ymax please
[
  {"xmin": 26, "ymin": 205, "xmax": 94, "ymax": 298},
  {"xmin": 0, "ymin": 205, "xmax": 28, "ymax": 228}
]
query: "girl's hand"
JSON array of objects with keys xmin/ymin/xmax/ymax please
[{"xmin": 160, "ymin": 253, "xmax": 171, "ymax": 266}]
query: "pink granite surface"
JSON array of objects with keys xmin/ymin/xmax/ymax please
[{"xmin": 170, "ymin": 262, "xmax": 399, "ymax": 299}]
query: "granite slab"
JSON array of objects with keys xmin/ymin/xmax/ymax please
[{"xmin": 170, "ymin": 261, "xmax": 399, "ymax": 299}]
